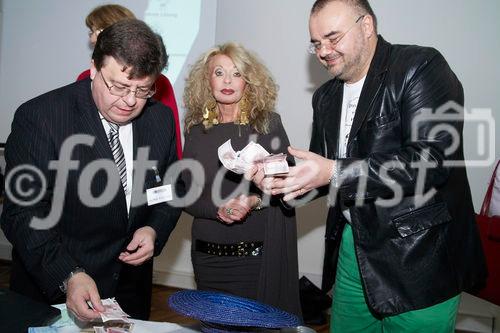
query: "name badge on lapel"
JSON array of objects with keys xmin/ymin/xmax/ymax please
[
  {"xmin": 146, "ymin": 166, "xmax": 172, "ymax": 206},
  {"xmin": 146, "ymin": 185, "xmax": 172, "ymax": 206}
]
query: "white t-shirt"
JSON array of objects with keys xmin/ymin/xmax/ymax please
[
  {"xmin": 339, "ymin": 76, "xmax": 366, "ymax": 221},
  {"xmin": 338, "ymin": 76, "xmax": 366, "ymax": 158}
]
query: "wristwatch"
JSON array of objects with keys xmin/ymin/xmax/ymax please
[{"xmin": 59, "ymin": 267, "xmax": 86, "ymax": 294}]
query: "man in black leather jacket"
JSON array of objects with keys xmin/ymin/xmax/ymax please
[{"xmin": 249, "ymin": 0, "xmax": 487, "ymax": 332}]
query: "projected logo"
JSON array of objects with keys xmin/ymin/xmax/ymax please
[{"xmin": 144, "ymin": 0, "xmax": 202, "ymax": 85}]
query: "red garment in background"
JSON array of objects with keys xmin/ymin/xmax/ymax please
[
  {"xmin": 474, "ymin": 161, "xmax": 500, "ymax": 306},
  {"xmin": 77, "ymin": 69, "xmax": 182, "ymax": 159}
]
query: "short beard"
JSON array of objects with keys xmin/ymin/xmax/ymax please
[{"xmin": 330, "ymin": 35, "xmax": 368, "ymax": 82}]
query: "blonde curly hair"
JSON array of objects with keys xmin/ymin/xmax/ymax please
[{"xmin": 183, "ymin": 42, "xmax": 278, "ymax": 134}]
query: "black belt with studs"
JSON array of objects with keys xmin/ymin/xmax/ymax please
[{"xmin": 195, "ymin": 239, "xmax": 263, "ymax": 257}]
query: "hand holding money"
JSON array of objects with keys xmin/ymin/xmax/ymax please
[
  {"xmin": 249, "ymin": 146, "xmax": 334, "ymax": 200},
  {"xmin": 270, "ymin": 146, "xmax": 336, "ymax": 201},
  {"xmin": 218, "ymin": 139, "xmax": 289, "ymax": 175},
  {"xmin": 66, "ymin": 272, "xmax": 103, "ymax": 322},
  {"xmin": 257, "ymin": 153, "xmax": 289, "ymax": 176},
  {"xmin": 91, "ymin": 298, "xmax": 133, "ymax": 333},
  {"xmin": 97, "ymin": 298, "xmax": 130, "ymax": 322}
]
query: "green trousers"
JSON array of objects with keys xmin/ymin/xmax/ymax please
[{"xmin": 331, "ymin": 224, "xmax": 460, "ymax": 333}]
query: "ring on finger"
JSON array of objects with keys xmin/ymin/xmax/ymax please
[{"xmin": 226, "ymin": 207, "xmax": 233, "ymax": 215}]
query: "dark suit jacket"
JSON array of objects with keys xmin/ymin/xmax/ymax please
[
  {"xmin": 0, "ymin": 78, "xmax": 181, "ymax": 302},
  {"xmin": 310, "ymin": 36, "xmax": 486, "ymax": 316}
]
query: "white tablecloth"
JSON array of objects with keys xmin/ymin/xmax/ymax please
[{"xmin": 28, "ymin": 304, "xmax": 200, "ymax": 333}]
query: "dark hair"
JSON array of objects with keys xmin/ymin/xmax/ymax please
[
  {"xmin": 92, "ymin": 19, "xmax": 168, "ymax": 79},
  {"xmin": 311, "ymin": 0, "xmax": 377, "ymax": 32}
]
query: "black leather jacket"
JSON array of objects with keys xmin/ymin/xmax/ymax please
[{"xmin": 310, "ymin": 36, "xmax": 487, "ymax": 316}]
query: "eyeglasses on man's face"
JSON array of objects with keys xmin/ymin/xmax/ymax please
[
  {"xmin": 308, "ymin": 15, "xmax": 365, "ymax": 54},
  {"xmin": 99, "ymin": 71, "xmax": 156, "ymax": 99}
]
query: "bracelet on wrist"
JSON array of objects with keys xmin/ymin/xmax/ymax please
[
  {"xmin": 253, "ymin": 196, "xmax": 264, "ymax": 211},
  {"xmin": 328, "ymin": 161, "xmax": 338, "ymax": 187}
]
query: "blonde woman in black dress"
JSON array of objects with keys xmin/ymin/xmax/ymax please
[{"xmin": 181, "ymin": 42, "xmax": 302, "ymax": 317}]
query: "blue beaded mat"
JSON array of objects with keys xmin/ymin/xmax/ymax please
[{"xmin": 168, "ymin": 290, "xmax": 301, "ymax": 331}]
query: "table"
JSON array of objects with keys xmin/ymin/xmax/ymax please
[{"xmin": 28, "ymin": 304, "xmax": 201, "ymax": 333}]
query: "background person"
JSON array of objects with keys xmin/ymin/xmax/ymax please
[
  {"xmin": 77, "ymin": 4, "xmax": 183, "ymax": 159},
  {"xmin": 250, "ymin": 0, "xmax": 486, "ymax": 332},
  {"xmin": 181, "ymin": 42, "xmax": 302, "ymax": 317},
  {"xmin": 1, "ymin": 19, "xmax": 181, "ymax": 321}
]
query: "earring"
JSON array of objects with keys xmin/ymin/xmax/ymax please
[
  {"xmin": 203, "ymin": 98, "xmax": 219, "ymax": 129},
  {"xmin": 238, "ymin": 94, "xmax": 250, "ymax": 126}
]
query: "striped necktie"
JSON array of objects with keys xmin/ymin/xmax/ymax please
[{"xmin": 107, "ymin": 121, "xmax": 127, "ymax": 193}]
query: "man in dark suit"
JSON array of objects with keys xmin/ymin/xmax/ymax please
[
  {"xmin": 1, "ymin": 19, "xmax": 181, "ymax": 321},
  {"xmin": 249, "ymin": 0, "xmax": 486, "ymax": 332}
]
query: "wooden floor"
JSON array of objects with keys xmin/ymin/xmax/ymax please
[{"xmin": 0, "ymin": 260, "xmax": 329, "ymax": 332}]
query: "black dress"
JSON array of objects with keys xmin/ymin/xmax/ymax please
[{"xmin": 181, "ymin": 113, "xmax": 302, "ymax": 318}]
